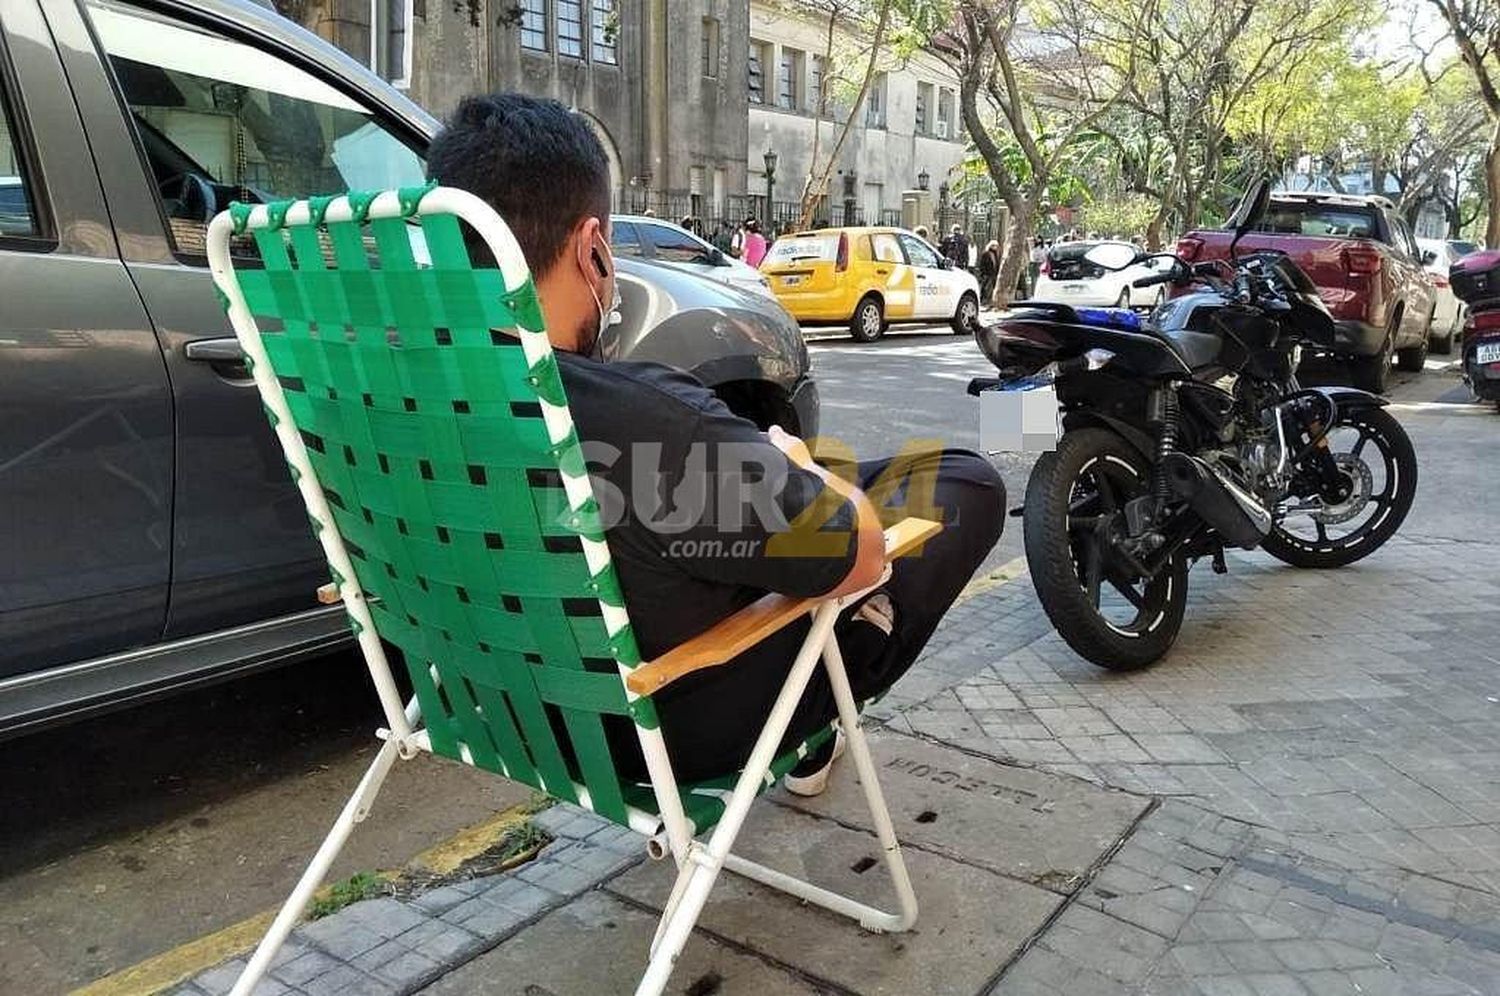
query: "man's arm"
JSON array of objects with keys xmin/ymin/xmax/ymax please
[{"xmin": 766, "ymin": 426, "xmax": 885, "ymax": 598}]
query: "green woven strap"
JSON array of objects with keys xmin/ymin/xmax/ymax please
[{"xmin": 227, "ymin": 188, "xmax": 652, "ymax": 827}]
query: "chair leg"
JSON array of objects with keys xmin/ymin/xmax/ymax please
[
  {"xmin": 717, "ymin": 633, "xmax": 917, "ymax": 933},
  {"xmin": 636, "ymin": 603, "xmax": 842, "ymax": 996},
  {"xmin": 228, "ymin": 736, "xmax": 404, "ymax": 996}
]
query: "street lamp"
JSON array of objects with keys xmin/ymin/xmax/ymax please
[
  {"xmin": 763, "ymin": 147, "xmax": 778, "ymax": 223},
  {"xmin": 917, "ymin": 166, "xmax": 930, "ymax": 192}
]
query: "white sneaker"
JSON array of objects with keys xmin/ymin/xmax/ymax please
[{"xmin": 784, "ymin": 730, "xmax": 847, "ymax": 797}]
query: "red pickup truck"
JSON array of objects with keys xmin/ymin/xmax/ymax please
[{"xmin": 1177, "ymin": 192, "xmax": 1437, "ymax": 393}]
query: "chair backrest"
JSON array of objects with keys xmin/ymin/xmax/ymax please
[{"xmin": 207, "ymin": 186, "xmax": 653, "ymax": 826}]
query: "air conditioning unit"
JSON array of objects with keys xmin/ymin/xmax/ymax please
[{"xmin": 935, "ymin": 120, "xmax": 949, "ymax": 139}]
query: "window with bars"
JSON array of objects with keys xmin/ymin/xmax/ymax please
[
  {"xmin": 748, "ymin": 41, "xmax": 766, "ymax": 103},
  {"xmin": 937, "ymin": 87, "xmax": 954, "ymax": 138},
  {"xmin": 915, "ymin": 82, "xmax": 931, "ymax": 135},
  {"xmin": 370, "ymin": 0, "xmax": 412, "ymax": 87},
  {"xmin": 809, "ymin": 54, "xmax": 826, "ymax": 113},
  {"xmin": 778, "ymin": 49, "xmax": 800, "ymax": 110},
  {"xmin": 520, "ymin": 0, "xmax": 547, "ymax": 51},
  {"xmin": 865, "ymin": 72, "xmax": 886, "ymax": 128},
  {"xmin": 701, "ymin": 17, "xmax": 719, "ymax": 78},
  {"xmin": 591, "ymin": 0, "xmax": 617, "ymax": 63},
  {"xmin": 557, "ymin": 0, "xmax": 583, "ymax": 57}
]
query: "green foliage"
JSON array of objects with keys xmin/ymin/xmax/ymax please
[
  {"xmin": 1079, "ymin": 195, "xmax": 1160, "ymax": 239},
  {"xmin": 308, "ymin": 871, "xmax": 389, "ymax": 920}
]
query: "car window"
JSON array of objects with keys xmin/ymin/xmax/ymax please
[
  {"xmin": 1388, "ymin": 217, "xmax": 1418, "ymax": 261},
  {"xmin": 0, "ymin": 72, "xmax": 38, "ymax": 240},
  {"xmin": 642, "ymin": 222, "xmax": 713, "ymax": 264},
  {"xmin": 765, "ymin": 233, "xmax": 839, "ymax": 264},
  {"xmin": 1256, "ymin": 203, "xmax": 1377, "ymax": 239},
  {"xmin": 870, "ymin": 233, "xmax": 903, "ymax": 263},
  {"xmin": 86, "ymin": 0, "xmax": 426, "ymax": 259},
  {"xmin": 899, "ymin": 233, "xmax": 941, "ymax": 268},
  {"xmin": 1450, "ymin": 240, "xmax": 1480, "ymax": 259},
  {"xmin": 610, "ymin": 220, "xmax": 644, "ymax": 257}
]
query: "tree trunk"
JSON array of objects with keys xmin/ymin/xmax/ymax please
[
  {"xmin": 991, "ymin": 202, "xmax": 1035, "ymax": 310},
  {"xmin": 1486, "ymin": 119, "xmax": 1500, "ymax": 248}
]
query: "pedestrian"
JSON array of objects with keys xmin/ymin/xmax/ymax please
[
  {"xmin": 711, "ymin": 220, "xmax": 735, "ymax": 254},
  {"xmin": 739, "ymin": 217, "xmax": 768, "ymax": 268},
  {"xmin": 914, "ymin": 224, "xmax": 932, "ymax": 246},
  {"xmin": 977, "ymin": 239, "xmax": 999, "ymax": 302},
  {"xmin": 679, "ymin": 214, "xmax": 696, "ymax": 234},
  {"xmin": 939, "ymin": 224, "xmax": 970, "ymax": 271},
  {"xmin": 427, "ymin": 91, "xmax": 1006, "ymax": 787},
  {"xmin": 1028, "ymin": 236, "xmax": 1045, "ymax": 296}
]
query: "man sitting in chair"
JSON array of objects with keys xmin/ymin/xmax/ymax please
[{"xmin": 428, "ymin": 94, "xmax": 1005, "ymax": 795}]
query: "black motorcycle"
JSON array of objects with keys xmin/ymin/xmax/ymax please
[{"xmin": 969, "ymin": 181, "xmax": 1418, "ymax": 669}]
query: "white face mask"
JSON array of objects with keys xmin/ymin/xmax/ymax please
[{"xmin": 588, "ymin": 281, "xmax": 624, "ymax": 359}]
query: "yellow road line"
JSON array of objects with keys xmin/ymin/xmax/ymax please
[
  {"xmin": 956, "ymin": 554, "xmax": 1028, "ymax": 605},
  {"xmin": 71, "ymin": 802, "xmax": 541, "ymax": 996}
]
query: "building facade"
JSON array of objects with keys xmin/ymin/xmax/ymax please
[
  {"xmin": 746, "ymin": 1, "xmax": 968, "ymax": 231},
  {"xmin": 281, "ymin": 1, "xmax": 968, "ymax": 233}
]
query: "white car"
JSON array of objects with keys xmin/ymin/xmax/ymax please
[
  {"xmin": 1417, "ymin": 237, "xmax": 1477, "ymax": 355},
  {"xmin": 610, "ymin": 214, "xmax": 776, "ymax": 300},
  {"xmin": 1032, "ymin": 240, "xmax": 1169, "ymax": 309}
]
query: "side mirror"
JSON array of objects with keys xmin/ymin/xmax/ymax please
[
  {"xmin": 1421, "ymin": 249, "xmax": 1438, "ymax": 265},
  {"xmin": 937, "ymin": 257, "xmax": 953, "ymax": 270},
  {"xmin": 1083, "ymin": 242, "xmax": 1140, "ymax": 271}
]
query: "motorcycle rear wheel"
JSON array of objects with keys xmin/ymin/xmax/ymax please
[
  {"xmin": 1024, "ymin": 428, "xmax": 1189, "ymax": 670},
  {"xmin": 1260, "ymin": 406, "xmax": 1416, "ymax": 569}
]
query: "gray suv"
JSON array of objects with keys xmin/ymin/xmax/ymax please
[{"xmin": 0, "ymin": 0, "xmax": 817, "ymax": 736}]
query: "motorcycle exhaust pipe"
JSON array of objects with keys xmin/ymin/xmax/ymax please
[{"xmin": 1160, "ymin": 452, "xmax": 1273, "ymax": 550}]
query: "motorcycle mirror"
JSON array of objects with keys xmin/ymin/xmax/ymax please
[
  {"xmin": 1082, "ymin": 242, "xmax": 1140, "ymax": 271},
  {"xmin": 1226, "ymin": 178, "xmax": 1271, "ymax": 258}
]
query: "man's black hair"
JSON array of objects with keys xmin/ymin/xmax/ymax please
[{"xmin": 427, "ymin": 93, "xmax": 611, "ymax": 276}]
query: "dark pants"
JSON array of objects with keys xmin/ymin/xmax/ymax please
[{"xmin": 649, "ymin": 449, "xmax": 1006, "ymax": 782}]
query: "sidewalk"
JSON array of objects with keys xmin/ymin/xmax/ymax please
[{"xmin": 170, "ymin": 400, "xmax": 1500, "ymax": 995}]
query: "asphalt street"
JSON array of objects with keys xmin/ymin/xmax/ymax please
[{"xmin": 0, "ymin": 323, "xmax": 1467, "ymax": 993}]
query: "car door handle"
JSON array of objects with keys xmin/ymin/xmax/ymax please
[
  {"xmin": 875, "ymin": 268, "xmax": 890, "ymax": 275},
  {"xmin": 916, "ymin": 274, "xmax": 929, "ymax": 280},
  {"xmin": 185, "ymin": 337, "xmax": 250, "ymax": 379}
]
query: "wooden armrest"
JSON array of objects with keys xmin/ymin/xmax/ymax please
[
  {"xmin": 624, "ymin": 517, "xmax": 942, "ymax": 697},
  {"xmin": 317, "ymin": 583, "xmax": 340, "ymax": 605}
]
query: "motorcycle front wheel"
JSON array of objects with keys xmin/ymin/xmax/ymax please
[
  {"xmin": 1261, "ymin": 406, "xmax": 1417, "ymax": 569},
  {"xmin": 1024, "ymin": 428, "xmax": 1189, "ymax": 670}
]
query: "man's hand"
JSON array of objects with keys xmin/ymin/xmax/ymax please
[{"xmin": 767, "ymin": 426, "xmax": 886, "ymax": 598}]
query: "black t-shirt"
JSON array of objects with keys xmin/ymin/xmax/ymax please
[{"xmin": 555, "ymin": 352, "xmax": 858, "ymax": 779}]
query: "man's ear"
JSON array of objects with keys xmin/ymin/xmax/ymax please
[{"xmin": 574, "ymin": 216, "xmax": 608, "ymax": 281}]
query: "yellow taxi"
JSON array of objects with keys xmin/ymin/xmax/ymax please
[{"xmin": 759, "ymin": 227, "xmax": 982, "ymax": 341}]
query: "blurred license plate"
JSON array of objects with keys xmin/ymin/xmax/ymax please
[
  {"xmin": 1479, "ymin": 342, "xmax": 1500, "ymax": 364},
  {"xmin": 1062, "ymin": 283, "xmax": 1086, "ymax": 293},
  {"xmin": 781, "ymin": 274, "xmax": 805, "ymax": 287},
  {"xmin": 980, "ymin": 386, "xmax": 1059, "ymax": 452}
]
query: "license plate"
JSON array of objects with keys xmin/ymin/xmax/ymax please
[
  {"xmin": 1062, "ymin": 283, "xmax": 1086, "ymax": 293},
  {"xmin": 1478, "ymin": 342, "xmax": 1500, "ymax": 364},
  {"xmin": 979, "ymin": 385, "xmax": 1059, "ymax": 452},
  {"xmin": 781, "ymin": 274, "xmax": 804, "ymax": 287}
]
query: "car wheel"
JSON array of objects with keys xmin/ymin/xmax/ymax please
[
  {"xmin": 951, "ymin": 292, "xmax": 979, "ymax": 334},
  {"xmin": 1114, "ymin": 287, "xmax": 1131, "ymax": 309},
  {"xmin": 1352, "ymin": 317, "xmax": 1397, "ymax": 394},
  {"xmin": 850, "ymin": 295, "xmax": 885, "ymax": 343},
  {"xmin": 1430, "ymin": 309, "xmax": 1454, "ymax": 356},
  {"xmin": 1396, "ymin": 309, "xmax": 1431, "ymax": 372}
]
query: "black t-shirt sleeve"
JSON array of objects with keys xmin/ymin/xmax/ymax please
[{"xmin": 659, "ymin": 400, "xmax": 858, "ymax": 598}]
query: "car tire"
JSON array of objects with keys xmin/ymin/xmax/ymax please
[
  {"xmin": 1115, "ymin": 287, "xmax": 1130, "ymax": 309},
  {"xmin": 1396, "ymin": 309, "xmax": 1430, "ymax": 372},
  {"xmin": 1430, "ymin": 309, "xmax": 1455, "ymax": 355},
  {"xmin": 1352, "ymin": 319, "xmax": 1396, "ymax": 394},
  {"xmin": 951, "ymin": 292, "xmax": 979, "ymax": 334},
  {"xmin": 850, "ymin": 294, "xmax": 885, "ymax": 343}
]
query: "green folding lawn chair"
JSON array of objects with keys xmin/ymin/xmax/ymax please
[{"xmin": 207, "ymin": 185, "xmax": 935, "ymax": 996}]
